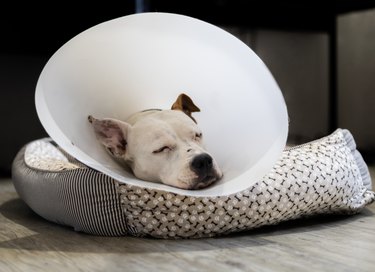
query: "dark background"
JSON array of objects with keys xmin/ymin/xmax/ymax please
[{"xmin": 1, "ymin": 0, "xmax": 375, "ymax": 175}]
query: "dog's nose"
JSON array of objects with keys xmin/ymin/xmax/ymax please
[{"xmin": 191, "ymin": 154, "xmax": 213, "ymax": 177}]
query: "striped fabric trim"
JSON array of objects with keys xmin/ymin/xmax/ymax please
[{"xmin": 12, "ymin": 145, "xmax": 134, "ymax": 236}]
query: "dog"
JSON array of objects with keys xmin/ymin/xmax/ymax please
[{"xmin": 88, "ymin": 94, "xmax": 223, "ymax": 190}]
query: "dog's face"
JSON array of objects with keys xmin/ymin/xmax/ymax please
[{"xmin": 89, "ymin": 94, "xmax": 222, "ymax": 190}]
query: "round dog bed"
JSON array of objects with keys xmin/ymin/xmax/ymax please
[{"xmin": 12, "ymin": 129, "xmax": 374, "ymax": 238}]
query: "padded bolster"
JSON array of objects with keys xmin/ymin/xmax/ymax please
[{"xmin": 12, "ymin": 147, "xmax": 129, "ymax": 236}]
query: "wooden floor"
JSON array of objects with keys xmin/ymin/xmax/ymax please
[{"xmin": 0, "ymin": 167, "xmax": 374, "ymax": 272}]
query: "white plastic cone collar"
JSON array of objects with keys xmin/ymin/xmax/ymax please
[{"xmin": 35, "ymin": 13, "xmax": 288, "ymax": 196}]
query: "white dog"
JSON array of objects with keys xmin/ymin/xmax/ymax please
[{"xmin": 88, "ymin": 94, "xmax": 222, "ymax": 190}]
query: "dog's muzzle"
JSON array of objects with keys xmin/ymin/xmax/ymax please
[{"xmin": 190, "ymin": 153, "xmax": 218, "ymax": 189}]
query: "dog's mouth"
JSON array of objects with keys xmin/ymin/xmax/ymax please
[{"xmin": 189, "ymin": 174, "xmax": 220, "ymax": 190}]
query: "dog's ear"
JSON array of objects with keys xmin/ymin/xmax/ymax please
[
  {"xmin": 171, "ymin": 93, "xmax": 200, "ymax": 123},
  {"xmin": 88, "ymin": 115, "xmax": 130, "ymax": 158}
]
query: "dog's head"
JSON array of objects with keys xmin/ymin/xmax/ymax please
[{"xmin": 88, "ymin": 94, "xmax": 222, "ymax": 190}]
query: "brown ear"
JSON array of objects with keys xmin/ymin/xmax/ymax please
[
  {"xmin": 171, "ymin": 93, "xmax": 200, "ymax": 123},
  {"xmin": 88, "ymin": 115, "xmax": 130, "ymax": 158}
]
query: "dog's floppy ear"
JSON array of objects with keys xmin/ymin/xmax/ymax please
[
  {"xmin": 171, "ymin": 93, "xmax": 200, "ymax": 123},
  {"xmin": 88, "ymin": 115, "xmax": 130, "ymax": 158}
]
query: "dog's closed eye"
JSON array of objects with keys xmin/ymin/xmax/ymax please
[
  {"xmin": 153, "ymin": 146, "xmax": 173, "ymax": 154},
  {"xmin": 194, "ymin": 132, "xmax": 202, "ymax": 141}
]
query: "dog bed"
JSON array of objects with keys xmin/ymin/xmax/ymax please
[
  {"xmin": 11, "ymin": 13, "xmax": 374, "ymax": 238},
  {"xmin": 12, "ymin": 129, "xmax": 374, "ymax": 238}
]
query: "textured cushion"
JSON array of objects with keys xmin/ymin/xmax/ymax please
[{"xmin": 12, "ymin": 129, "xmax": 374, "ymax": 238}]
